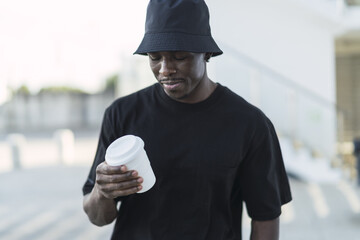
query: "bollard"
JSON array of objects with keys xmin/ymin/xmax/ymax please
[
  {"xmin": 7, "ymin": 134, "xmax": 26, "ymax": 170},
  {"xmin": 54, "ymin": 129, "xmax": 75, "ymax": 165},
  {"xmin": 354, "ymin": 138, "xmax": 360, "ymax": 186}
]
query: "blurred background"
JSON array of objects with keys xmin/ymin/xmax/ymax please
[{"xmin": 1, "ymin": 0, "xmax": 360, "ymax": 239}]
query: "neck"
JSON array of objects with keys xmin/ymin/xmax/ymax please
[{"xmin": 181, "ymin": 78, "xmax": 217, "ymax": 104}]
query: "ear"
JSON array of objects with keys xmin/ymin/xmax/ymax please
[{"xmin": 204, "ymin": 53, "xmax": 213, "ymax": 62}]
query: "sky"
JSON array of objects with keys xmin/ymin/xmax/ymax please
[{"xmin": 0, "ymin": 0, "xmax": 148, "ymax": 104}]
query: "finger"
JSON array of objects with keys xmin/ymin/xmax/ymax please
[
  {"xmin": 113, "ymin": 185, "xmax": 143, "ymax": 197},
  {"xmin": 96, "ymin": 170, "xmax": 140, "ymax": 184},
  {"xmin": 99, "ymin": 182, "xmax": 143, "ymax": 198},
  {"xmin": 96, "ymin": 163, "xmax": 130, "ymax": 175},
  {"xmin": 100, "ymin": 177, "xmax": 143, "ymax": 192}
]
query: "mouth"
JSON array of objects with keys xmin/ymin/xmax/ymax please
[{"xmin": 160, "ymin": 79, "xmax": 184, "ymax": 91}]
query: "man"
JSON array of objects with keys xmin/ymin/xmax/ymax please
[{"xmin": 82, "ymin": 0, "xmax": 292, "ymax": 239}]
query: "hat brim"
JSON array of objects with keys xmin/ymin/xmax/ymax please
[{"xmin": 134, "ymin": 32, "xmax": 223, "ymax": 57}]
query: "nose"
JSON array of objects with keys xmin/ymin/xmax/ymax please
[{"xmin": 159, "ymin": 59, "xmax": 176, "ymax": 77}]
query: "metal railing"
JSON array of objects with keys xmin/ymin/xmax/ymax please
[{"xmin": 212, "ymin": 43, "xmax": 345, "ymax": 161}]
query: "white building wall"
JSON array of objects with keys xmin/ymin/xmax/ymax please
[
  {"xmin": 207, "ymin": 0, "xmax": 340, "ymax": 103},
  {"xmin": 117, "ymin": 55, "xmax": 154, "ymax": 97},
  {"xmin": 0, "ymin": 92, "xmax": 115, "ymax": 134},
  {"xmin": 205, "ymin": 0, "xmax": 357, "ymax": 158}
]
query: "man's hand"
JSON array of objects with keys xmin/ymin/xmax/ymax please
[
  {"xmin": 83, "ymin": 162, "xmax": 143, "ymax": 226},
  {"xmin": 95, "ymin": 162, "xmax": 143, "ymax": 199}
]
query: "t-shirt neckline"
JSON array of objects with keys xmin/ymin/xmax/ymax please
[{"xmin": 155, "ymin": 82, "xmax": 223, "ymax": 112}]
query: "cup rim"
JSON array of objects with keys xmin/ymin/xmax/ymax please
[{"xmin": 105, "ymin": 135, "xmax": 144, "ymax": 166}]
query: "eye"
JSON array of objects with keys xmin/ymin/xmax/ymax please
[
  {"xmin": 174, "ymin": 53, "xmax": 188, "ymax": 60},
  {"xmin": 174, "ymin": 56, "xmax": 187, "ymax": 61},
  {"xmin": 148, "ymin": 54, "xmax": 161, "ymax": 61},
  {"xmin": 174, "ymin": 52, "xmax": 191, "ymax": 61}
]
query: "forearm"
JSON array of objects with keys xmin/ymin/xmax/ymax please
[
  {"xmin": 83, "ymin": 185, "xmax": 118, "ymax": 226},
  {"xmin": 250, "ymin": 218, "xmax": 279, "ymax": 240}
]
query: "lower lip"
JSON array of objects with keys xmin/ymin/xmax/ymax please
[{"xmin": 163, "ymin": 82, "xmax": 183, "ymax": 91}]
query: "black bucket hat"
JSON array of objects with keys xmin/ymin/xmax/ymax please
[{"xmin": 134, "ymin": 0, "xmax": 223, "ymax": 57}]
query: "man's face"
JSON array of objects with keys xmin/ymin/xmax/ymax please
[{"xmin": 148, "ymin": 51, "xmax": 208, "ymax": 103}]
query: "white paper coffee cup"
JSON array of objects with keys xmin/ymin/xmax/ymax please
[{"xmin": 105, "ymin": 135, "xmax": 156, "ymax": 193}]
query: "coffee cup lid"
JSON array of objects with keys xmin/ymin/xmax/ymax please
[{"xmin": 105, "ymin": 135, "xmax": 144, "ymax": 166}]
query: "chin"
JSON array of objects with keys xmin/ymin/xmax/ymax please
[{"xmin": 166, "ymin": 91, "xmax": 187, "ymax": 100}]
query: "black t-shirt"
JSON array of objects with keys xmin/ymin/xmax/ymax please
[{"xmin": 82, "ymin": 83, "xmax": 292, "ymax": 240}]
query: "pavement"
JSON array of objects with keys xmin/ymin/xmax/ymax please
[
  {"xmin": 1, "ymin": 135, "xmax": 360, "ymax": 239},
  {"xmin": 0, "ymin": 165, "xmax": 360, "ymax": 240},
  {"xmin": 0, "ymin": 166, "xmax": 114, "ymax": 240}
]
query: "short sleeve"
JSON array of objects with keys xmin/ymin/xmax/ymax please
[
  {"xmin": 239, "ymin": 115, "xmax": 292, "ymax": 221},
  {"xmin": 82, "ymin": 108, "xmax": 118, "ymax": 196}
]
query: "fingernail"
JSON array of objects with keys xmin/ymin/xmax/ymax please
[
  {"xmin": 137, "ymin": 177, "xmax": 143, "ymax": 183},
  {"xmin": 132, "ymin": 171, "xmax": 138, "ymax": 177},
  {"xmin": 138, "ymin": 185, "xmax": 143, "ymax": 190}
]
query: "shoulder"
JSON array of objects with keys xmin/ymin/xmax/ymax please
[
  {"xmin": 106, "ymin": 84, "xmax": 156, "ymax": 111},
  {"xmin": 216, "ymin": 84, "xmax": 277, "ymax": 147},
  {"xmin": 103, "ymin": 84, "xmax": 157, "ymax": 122},
  {"xmin": 218, "ymin": 84, "xmax": 270, "ymax": 127},
  {"xmin": 113, "ymin": 84, "xmax": 156, "ymax": 107}
]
